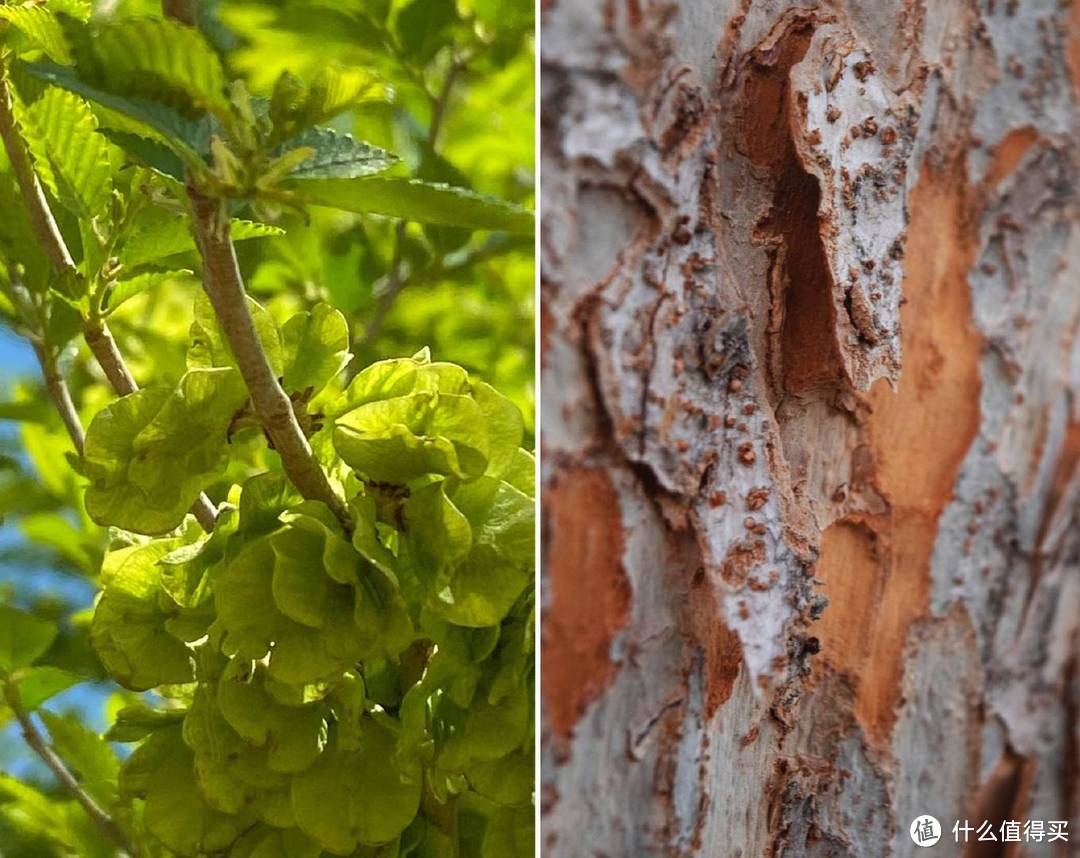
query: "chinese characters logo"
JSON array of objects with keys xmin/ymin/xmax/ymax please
[{"xmin": 910, "ymin": 815, "xmax": 942, "ymax": 847}]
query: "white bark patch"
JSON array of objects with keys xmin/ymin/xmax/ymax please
[
  {"xmin": 789, "ymin": 28, "xmax": 919, "ymax": 389},
  {"xmin": 890, "ymin": 614, "xmax": 982, "ymax": 857},
  {"xmin": 969, "ymin": 0, "xmax": 1076, "ymax": 184}
]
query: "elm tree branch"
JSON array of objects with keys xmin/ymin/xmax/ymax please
[
  {"xmin": 161, "ymin": 0, "xmax": 351, "ymax": 532},
  {"xmin": 4, "ymin": 686, "xmax": 139, "ymax": 857},
  {"xmin": 186, "ymin": 185, "xmax": 353, "ymax": 533},
  {"xmin": 0, "ymin": 70, "xmax": 218, "ymax": 531},
  {"xmin": 81, "ymin": 319, "xmax": 139, "ymax": 395},
  {"xmin": 0, "ymin": 72, "xmax": 134, "ymax": 397},
  {"xmin": 33, "ymin": 343, "xmax": 86, "ymax": 455}
]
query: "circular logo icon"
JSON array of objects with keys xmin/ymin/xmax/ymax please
[{"xmin": 909, "ymin": 815, "xmax": 942, "ymax": 847}]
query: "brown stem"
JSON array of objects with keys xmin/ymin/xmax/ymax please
[
  {"xmin": 428, "ymin": 59, "xmax": 461, "ymax": 150},
  {"xmin": 163, "ymin": 0, "xmax": 342, "ymax": 531},
  {"xmin": 162, "ymin": 0, "xmax": 197, "ymax": 26},
  {"xmin": 187, "ymin": 185, "xmax": 352, "ymax": 532},
  {"xmin": 5, "ymin": 688, "xmax": 138, "ymax": 856},
  {"xmin": 0, "ymin": 65, "xmax": 218, "ymax": 532},
  {"xmin": 82, "ymin": 321, "xmax": 138, "ymax": 396},
  {"xmin": 32, "ymin": 344, "xmax": 85, "ymax": 456},
  {"xmin": 358, "ymin": 222, "xmax": 407, "ymax": 352}
]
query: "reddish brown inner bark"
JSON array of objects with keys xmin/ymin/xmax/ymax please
[
  {"xmin": 815, "ymin": 156, "xmax": 985, "ymax": 748},
  {"xmin": 542, "ymin": 467, "xmax": 633, "ymax": 740}
]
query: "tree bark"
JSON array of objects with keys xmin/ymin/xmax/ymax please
[{"xmin": 540, "ymin": 2, "xmax": 1080, "ymax": 856}]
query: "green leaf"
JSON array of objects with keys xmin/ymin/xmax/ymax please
[
  {"xmin": 0, "ymin": 401, "xmax": 48, "ymax": 422},
  {"xmin": 288, "ymin": 177, "xmax": 534, "ymax": 234},
  {"xmin": 216, "ymin": 660, "xmax": 327, "ymax": 773},
  {"xmin": 92, "ymin": 539, "xmax": 197, "ymax": 690},
  {"xmin": 395, "ymin": 0, "xmax": 457, "ymax": 64},
  {"xmin": 0, "ymin": 172, "xmax": 52, "ymax": 292},
  {"xmin": 409, "ymin": 478, "xmax": 531, "ymax": 628},
  {"xmin": 120, "ymin": 218, "xmax": 283, "ymax": 269},
  {"xmin": 470, "ymin": 749, "xmax": 533, "ymax": 808},
  {"xmin": 237, "ymin": 471, "xmax": 302, "ymax": 536},
  {"xmin": 230, "ymin": 826, "xmax": 322, "ymax": 858},
  {"xmin": 69, "ymin": 17, "xmax": 231, "ymax": 119},
  {"xmin": 181, "ymin": 686, "xmax": 275, "ymax": 816},
  {"xmin": 333, "ymin": 353, "xmax": 468, "ymax": 417},
  {"xmin": 105, "ymin": 703, "xmax": 186, "ymax": 742},
  {"xmin": 20, "ymin": 510, "xmax": 93, "ymax": 570},
  {"xmin": 503, "ymin": 448, "xmax": 535, "ymax": 497},
  {"xmin": 0, "ymin": 774, "xmax": 80, "ymax": 850},
  {"xmin": 48, "ymin": 0, "xmax": 92, "ymax": 21},
  {"xmin": 158, "ymin": 508, "xmax": 237, "ymax": 608},
  {"xmin": 39, "ymin": 710, "xmax": 119, "ymax": 806},
  {"xmin": 274, "ymin": 127, "xmax": 397, "ymax": 180},
  {"xmin": 82, "ymin": 368, "xmax": 248, "ymax": 534},
  {"xmin": 0, "ymin": 606, "xmax": 56, "ymax": 673},
  {"xmin": 335, "ymin": 393, "xmax": 488, "ymax": 483},
  {"xmin": 434, "ymin": 544, "xmax": 528, "ymax": 628},
  {"xmin": 105, "ymin": 269, "xmax": 195, "ymax": 312},
  {"xmin": 99, "ymin": 128, "xmax": 184, "ymax": 179},
  {"xmin": 291, "ymin": 720, "xmax": 421, "ymax": 851},
  {"xmin": 141, "ymin": 727, "xmax": 255, "ymax": 855},
  {"xmin": 482, "ymin": 806, "xmax": 533, "ymax": 858},
  {"xmin": 188, "ymin": 290, "xmax": 284, "ymax": 378},
  {"xmin": 268, "ymin": 66, "xmax": 382, "ymax": 144},
  {"xmin": 473, "ymin": 382, "xmax": 525, "ymax": 479},
  {"xmin": 439, "ymin": 682, "xmax": 529, "ymax": 771},
  {"xmin": 453, "ymin": 477, "xmax": 534, "ymax": 568},
  {"xmin": 14, "ymin": 665, "xmax": 79, "ymax": 709},
  {"xmin": 333, "ymin": 355, "xmax": 525, "ymax": 486},
  {"xmin": 281, "ymin": 302, "xmax": 350, "ymax": 395},
  {"xmin": 267, "ymin": 607, "xmax": 360, "ymax": 686},
  {"xmin": 472, "ymin": 0, "xmax": 532, "ymax": 31},
  {"xmin": 403, "ymin": 480, "xmax": 472, "ymax": 578},
  {"xmin": 269, "ymin": 525, "xmax": 328, "ymax": 628},
  {"xmin": 20, "ymin": 60, "xmax": 209, "ymax": 169},
  {"xmin": 118, "ymin": 723, "xmax": 176, "ymax": 794},
  {"xmin": 213, "ymin": 537, "xmax": 279, "ymax": 662},
  {"xmin": 22, "ymin": 83, "xmax": 115, "ymax": 219},
  {"xmin": 0, "ymin": 5, "xmax": 72, "ymax": 64},
  {"xmin": 232, "ymin": 218, "xmax": 289, "ymax": 240}
]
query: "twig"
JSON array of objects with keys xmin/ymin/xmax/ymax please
[
  {"xmin": 0, "ymin": 65, "xmax": 218, "ymax": 531},
  {"xmin": 186, "ymin": 185, "xmax": 353, "ymax": 532},
  {"xmin": 31, "ymin": 344, "xmax": 85, "ymax": 456},
  {"xmin": 82, "ymin": 321, "xmax": 138, "ymax": 396},
  {"xmin": 356, "ymin": 58, "xmax": 464, "ymax": 359},
  {"xmin": 428, "ymin": 59, "xmax": 461, "ymax": 150},
  {"xmin": 358, "ymin": 222, "xmax": 407, "ymax": 352},
  {"xmin": 354, "ymin": 233, "xmax": 521, "ymax": 359},
  {"xmin": 162, "ymin": 0, "xmax": 349, "ymax": 532},
  {"xmin": 0, "ymin": 75, "xmax": 76, "ymax": 276},
  {"xmin": 5, "ymin": 688, "xmax": 138, "ymax": 857}
]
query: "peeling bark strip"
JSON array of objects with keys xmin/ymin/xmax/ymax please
[{"xmin": 541, "ymin": 1, "xmax": 1080, "ymax": 856}]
